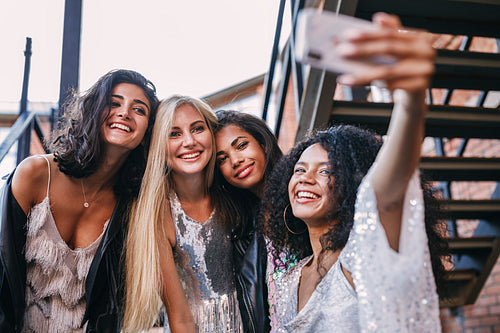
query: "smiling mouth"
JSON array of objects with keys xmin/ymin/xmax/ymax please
[
  {"xmin": 110, "ymin": 123, "xmax": 131, "ymax": 132},
  {"xmin": 297, "ymin": 191, "xmax": 319, "ymax": 199},
  {"xmin": 180, "ymin": 152, "xmax": 201, "ymax": 159},
  {"xmin": 236, "ymin": 164, "xmax": 253, "ymax": 179}
]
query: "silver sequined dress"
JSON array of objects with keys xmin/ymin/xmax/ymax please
[
  {"xmin": 271, "ymin": 167, "xmax": 441, "ymax": 332},
  {"xmin": 168, "ymin": 193, "xmax": 243, "ymax": 333}
]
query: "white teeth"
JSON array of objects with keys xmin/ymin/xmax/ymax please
[
  {"xmin": 297, "ymin": 191, "xmax": 319, "ymax": 199},
  {"xmin": 236, "ymin": 166, "xmax": 251, "ymax": 177},
  {"xmin": 110, "ymin": 123, "xmax": 131, "ymax": 132},
  {"xmin": 181, "ymin": 152, "xmax": 200, "ymax": 159}
]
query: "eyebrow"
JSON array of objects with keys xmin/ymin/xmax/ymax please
[
  {"xmin": 230, "ymin": 136, "xmax": 247, "ymax": 147},
  {"xmin": 111, "ymin": 94, "xmax": 150, "ymax": 111},
  {"xmin": 295, "ymin": 161, "xmax": 329, "ymax": 167},
  {"xmin": 171, "ymin": 120, "xmax": 206, "ymax": 131}
]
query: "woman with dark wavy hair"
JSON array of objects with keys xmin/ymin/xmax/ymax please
[
  {"xmin": 0, "ymin": 69, "xmax": 158, "ymax": 332},
  {"xmin": 214, "ymin": 110, "xmax": 283, "ymax": 332},
  {"xmin": 262, "ymin": 13, "xmax": 449, "ymax": 332}
]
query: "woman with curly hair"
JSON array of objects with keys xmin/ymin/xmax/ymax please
[
  {"xmin": 0, "ymin": 69, "xmax": 159, "ymax": 332},
  {"xmin": 262, "ymin": 13, "xmax": 449, "ymax": 332}
]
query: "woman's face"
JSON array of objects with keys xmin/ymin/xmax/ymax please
[
  {"xmin": 100, "ymin": 83, "xmax": 151, "ymax": 153},
  {"xmin": 167, "ymin": 104, "xmax": 213, "ymax": 177},
  {"xmin": 288, "ymin": 143, "xmax": 333, "ymax": 226},
  {"xmin": 215, "ymin": 124, "xmax": 267, "ymax": 195}
]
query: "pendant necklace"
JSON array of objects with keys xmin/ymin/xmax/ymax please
[{"xmin": 80, "ymin": 179, "xmax": 99, "ymax": 208}]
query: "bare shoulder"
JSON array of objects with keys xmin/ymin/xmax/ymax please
[{"xmin": 11, "ymin": 154, "xmax": 54, "ymax": 214}]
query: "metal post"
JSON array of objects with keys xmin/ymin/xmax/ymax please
[
  {"xmin": 261, "ymin": 0, "xmax": 287, "ymax": 121},
  {"xmin": 57, "ymin": 0, "xmax": 82, "ymax": 118},
  {"xmin": 17, "ymin": 37, "xmax": 33, "ymax": 164}
]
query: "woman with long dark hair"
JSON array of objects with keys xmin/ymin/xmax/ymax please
[
  {"xmin": 214, "ymin": 110, "xmax": 283, "ymax": 332},
  {"xmin": 0, "ymin": 69, "xmax": 158, "ymax": 332}
]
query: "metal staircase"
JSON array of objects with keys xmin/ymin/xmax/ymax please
[{"xmin": 261, "ymin": 0, "xmax": 500, "ymax": 308}]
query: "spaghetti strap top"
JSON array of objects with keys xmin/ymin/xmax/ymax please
[{"xmin": 22, "ymin": 155, "xmax": 107, "ymax": 333}]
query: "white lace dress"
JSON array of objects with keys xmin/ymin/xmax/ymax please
[{"xmin": 271, "ymin": 167, "xmax": 441, "ymax": 332}]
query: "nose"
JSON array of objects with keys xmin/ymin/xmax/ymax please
[
  {"xmin": 298, "ymin": 170, "xmax": 315, "ymax": 184},
  {"xmin": 231, "ymin": 153, "xmax": 244, "ymax": 168},
  {"xmin": 117, "ymin": 105, "xmax": 130, "ymax": 119},
  {"xmin": 183, "ymin": 132, "xmax": 195, "ymax": 147}
]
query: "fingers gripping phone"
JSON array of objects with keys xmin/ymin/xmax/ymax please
[{"xmin": 295, "ymin": 9, "xmax": 395, "ymax": 74}]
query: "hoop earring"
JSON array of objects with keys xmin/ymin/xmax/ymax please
[{"xmin": 283, "ymin": 204, "xmax": 307, "ymax": 235}]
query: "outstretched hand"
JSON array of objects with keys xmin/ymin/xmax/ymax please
[{"xmin": 337, "ymin": 13, "xmax": 436, "ymax": 92}]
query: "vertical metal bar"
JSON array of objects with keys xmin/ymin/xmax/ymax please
[
  {"xmin": 274, "ymin": 47, "xmax": 292, "ymax": 138},
  {"xmin": 262, "ymin": 0, "xmax": 287, "ymax": 121},
  {"xmin": 17, "ymin": 37, "xmax": 33, "ymax": 164},
  {"xmin": 289, "ymin": 0, "xmax": 305, "ymax": 120},
  {"xmin": 58, "ymin": 0, "xmax": 82, "ymax": 118}
]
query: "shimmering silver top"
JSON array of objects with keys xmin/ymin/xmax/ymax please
[
  {"xmin": 169, "ymin": 193, "xmax": 243, "ymax": 333},
  {"xmin": 271, "ymin": 167, "xmax": 441, "ymax": 332}
]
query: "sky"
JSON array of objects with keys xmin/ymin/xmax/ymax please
[{"xmin": 1, "ymin": 0, "xmax": 290, "ymax": 105}]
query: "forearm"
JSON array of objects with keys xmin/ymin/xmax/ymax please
[{"xmin": 372, "ymin": 89, "xmax": 427, "ymax": 202}]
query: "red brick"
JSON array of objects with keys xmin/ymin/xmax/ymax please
[
  {"xmin": 484, "ymin": 285, "xmax": 500, "ymax": 295},
  {"xmin": 467, "ymin": 305, "xmax": 489, "ymax": 317},
  {"xmin": 465, "ymin": 317, "xmax": 481, "ymax": 328},
  {"xmin": 490, "ymin": 305, "xmax": 500, "ymax": 315},
  {"xmin": 479, "ymin": 315, "xmax": 500, "ymax": 326}
]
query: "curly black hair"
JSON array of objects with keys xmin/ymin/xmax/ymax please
[
  {"xmin": 49, "ymin": 69, "xmax": 159, "ymax": 199},
  {"xmin": 262, "ymin": 125, "xmax": 450, "ymax": 296}
]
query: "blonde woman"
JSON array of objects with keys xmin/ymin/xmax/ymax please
[{"xmin": 123, "ymin": 95, "xmax": 244, "ymax": 332}]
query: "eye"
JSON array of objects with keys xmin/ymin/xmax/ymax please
[
  {"xmin": 293, "ymin": 166, "xmax": 305, "ymax": 174},
  {"xmin": 169, "ymin": 131, "xmax": 181, "ymax": 138},
  {"xmin": 193, "ymin": 125, "xmax": 206, "ymax": 133},
  {"xmin": 217, "ymin": 155, "xmax": 227, "ymax": 165},
  {"xmin": 236, "ymin": 141, "xmax": 248, "ymax": 150},
  {"xmin": 133, "ymin": 106, "xmax": 147, "ymax": 115},
  {"xmin": 111, "ymin": 101, "xmax": 120, "ymax": 107},
  {"xmin": 319, "ymin": 168, "xmax": 330, "ymax": 176}
]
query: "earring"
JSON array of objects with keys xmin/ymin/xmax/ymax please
[{"xmin": 283, "ymin": 204, "xmax": 307, "ymax": 235}]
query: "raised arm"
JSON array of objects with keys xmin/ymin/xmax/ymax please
[{"xmin": 338, "ymin": 13, "xmax": 435, "ymax": 250}]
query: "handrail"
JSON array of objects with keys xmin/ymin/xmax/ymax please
[{"xmin": 0, "ymin": 111, "xmax": 48, "ymax": 164}]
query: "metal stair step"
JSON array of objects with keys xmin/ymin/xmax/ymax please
[
  {"xmin": 439, "ymin": 199, "xmax": 500, "ymax": 220},
  {"xmin": 420, "ymin": 157, "xmax": 500, "ymax": 181},
  {"xmin": 447, "ymin": 235, "xmax": 496, "ymax": 254},
  {"xmin": 353, "ymin": 0, "xmax": 500, "ymax": 38},
  {"xmin": 329, "ymin": 101, "xmax": 500, "ymax": 139}
]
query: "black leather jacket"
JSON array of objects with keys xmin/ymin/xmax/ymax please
[
  {"xmin": 233, "ymin": 218, "xmax": 270, "ymax": 333},
  {"xmin": 0, "ymin": 172, "xmax": 127, "ymax": 332}
]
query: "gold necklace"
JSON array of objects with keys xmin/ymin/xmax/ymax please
[{"xmin": 80, "ymin": 179, "xmax": 99, "ymax": 208}]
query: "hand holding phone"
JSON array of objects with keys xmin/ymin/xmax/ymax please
[{"xmin": 295, "ymin": 9, "xmax": 396, "ymax": 75}]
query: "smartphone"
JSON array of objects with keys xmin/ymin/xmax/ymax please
[{"xmin": 295, "ymin": 9, "xmax": 395, "ymax": 74}]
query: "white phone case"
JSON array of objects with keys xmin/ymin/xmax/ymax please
[{"xmin": 295, "ymin": 9, "xmax": 395, "ymax": 74}]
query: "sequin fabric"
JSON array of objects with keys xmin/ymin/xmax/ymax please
[
  {"xmin": 266, "ymin": 242, "xmax": 298, "ymax": 328},
  {"xmin": 271, "ymin": 167, "xmax": 441, "ymax": 332},
  {"xmin": 167, "ymin": 193, "xmax": 243, "ymax": 333}
]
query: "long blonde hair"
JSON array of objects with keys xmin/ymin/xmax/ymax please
[{"xmin": 122, "ymin": 95, "xmax": 217, "ymax": 331}]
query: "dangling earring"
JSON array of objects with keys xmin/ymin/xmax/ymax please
[{"xmin": 283, "ymin": 204, "xmax": 307, "ymax": 235}]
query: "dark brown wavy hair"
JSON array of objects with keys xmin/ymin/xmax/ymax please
[
  {"xmin": 49, "ymin": 69, "xmax": 159, "ymax": 199},
  {"xmin": 262, "ymin": 125, "xmax": 450, "ymax": 296},
  {"xmin": 213, "ymin": 110, "xmax": 283, "ymax": 238}
]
